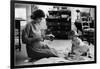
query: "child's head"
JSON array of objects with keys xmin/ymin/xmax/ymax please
[
  {"xmin": 72, "ymin": 36, "xmax": 78, "ymax": 41},
  {"xmin": 68, "ymin": 30, "xmax": 78, "ymax": 39}
]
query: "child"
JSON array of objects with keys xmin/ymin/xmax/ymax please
[{"xmin": 67, "ymin": 30, "xmax": 92, "ymax": 60}]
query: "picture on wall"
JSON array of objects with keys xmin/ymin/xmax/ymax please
[{"xmin": 10, "ymin": 0, "xmax": 96, "ymax": 69}]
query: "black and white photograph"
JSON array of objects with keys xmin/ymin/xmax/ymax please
[{"xmin": 11, "ymin": 0, "xmax": 96, "ymax": 68}]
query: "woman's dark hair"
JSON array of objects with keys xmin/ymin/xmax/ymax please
[{"xmin": 31, "ymin": 9, "xmax": 45, "ymax": 20}]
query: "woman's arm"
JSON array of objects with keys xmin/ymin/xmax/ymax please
[{"xmin": 22, "ymin": 24, "xmax": 43, "ymax": 44}]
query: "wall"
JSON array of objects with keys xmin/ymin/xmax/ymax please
[
  {"xmin": 15, "ymin": 4, "xmax": 95, "ymax": 31},
  {"xmin": 15, "ymin": 3, "xmax": 32, "ymax": 30}
]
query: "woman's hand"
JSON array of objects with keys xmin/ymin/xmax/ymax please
[
  {"xmin": 44, "ymin": 34, "xmax": 55, "ymax": 41},
  {"xmin": 42, "ymin": 44, "xmax": 50, "ymax": 49},
  {"xmin": 40, "ymin": 41, "xmax": 50, "ymax": 49}
]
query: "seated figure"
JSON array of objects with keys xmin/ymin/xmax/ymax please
[{"xmin": 68, "ymin": 30, "xmax": 92, "ymax": 60}]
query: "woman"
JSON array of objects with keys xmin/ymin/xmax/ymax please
[{"xmin": 22, "ymin": 9, "xmax": 58, "ymax": 61}]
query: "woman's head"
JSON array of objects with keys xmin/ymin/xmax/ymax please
[{"xmin": 31, "ymin": 9, "xmax": 45, "ymax": 23}]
